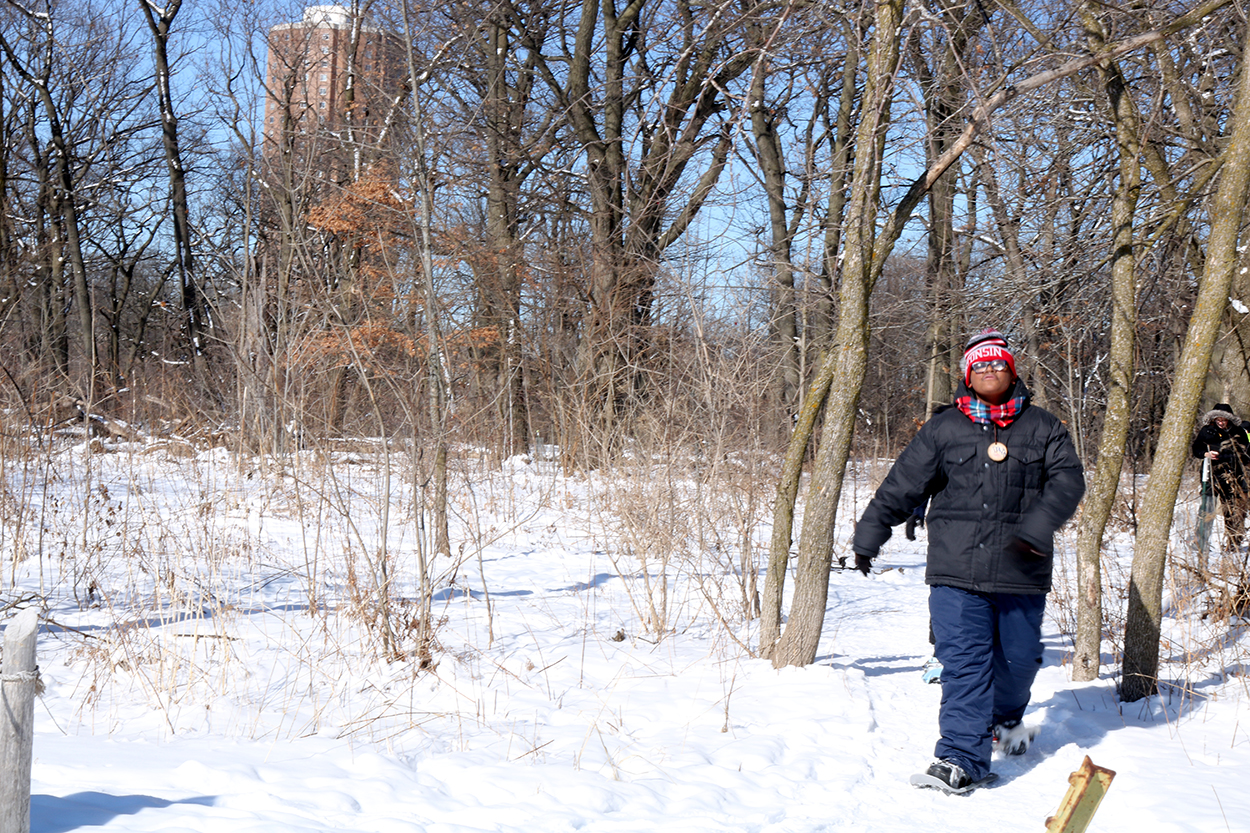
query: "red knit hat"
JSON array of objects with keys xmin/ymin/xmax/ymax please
[{"xmin": 961, "ymin": 329, "xmax": 1016, "ymax": 386}]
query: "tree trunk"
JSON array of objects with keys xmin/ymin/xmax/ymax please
[
  {"xmin": 400, "ymin": 5, "xmax": 452, "ymax": 559},
  {"xmin": 910, "ymin": 0, "xmax": 981, "ymax": 418},
  {"xmin": 141, "ymin": 0, "xmax": 211, "ymax": 393},
  {"xmin": 750, "ymin": 61, "xmax": 804, "ymax": 423},
  {"xmin": 1071, "ymin": 7, "xmax": 1141, "ymax": 682},
  {"xmin": 769, "ymin": 0, "xmax": 904, "ymax": 667},
  {"xmin": 482, "ymin": 18, "xmax": 531, "ymax": 458},
  {"xmin": 812, "ymin": 15, "xmax": 863, "ymax": 349},
  {"xmin": 517, "ymin": 0, "xmax": 751, "ymax": 465},
  {"xmin": 0, "ymin": 16, "xmax": 98, "ymax": 390},
  {"xmin": 1121, "ymin": 28, "xmax": 1250, "ymax": 702},
  {"xmin": 759, "ymin": 348, "xmax": 839, "ymax": 659}
]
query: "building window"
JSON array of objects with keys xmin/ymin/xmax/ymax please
[
  {"xmin": 320, "ymin": 73, "xmax": 327, "ymax": 81},
  {"xmin": 319, "ymin": 87, "xmax": 327, "ymax": 95},
  {"xmin": 319, "ymin": 101, "xmax": 326, "ymax": 109}
]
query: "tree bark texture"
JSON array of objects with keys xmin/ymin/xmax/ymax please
[
  {"xmin": 750, "ymin": 60, "xmax": 804, "ymax": 424},
  {"xmin": 1071, "ymin": 6, "xmax": 1141, "ymax": 682},
  {"xmin": 769, "ymin": 0, "xmax": 904, "ymax": 668},
  {"xmin": 910, "ymin": 0, "xmax": 981, "ymax": 419},
  {"xmin": 1121, "ymin": 27, "xmax": 1250, "ymax": 702},
  {"xmin": 759, "ymin": 347, "xmax": 838, "ymax": 659},
  {"xmin": 141, "ymin": 0, "xmax": 211, "ymax": 391}
]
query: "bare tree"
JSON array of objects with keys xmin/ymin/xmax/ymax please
[
  {"xmin": 513, "ymin": 0, "xmax": 757, "ymax": 463},
  {"xmin": 741, "ymin": 6, "xmax": 845, "ymax": 427},
  {"xmin": 909, "ymin": 0, "xmax": 982, "ymax": 418},
  {"xmin": 1070, "ymin": 5, "xmax": 1141, "ymax": 682},
  {"xmin": 763, "ymin": 0, "xmax": 907, "ymax": 665},
  {"xmin": 140, "ymin": 0, "xmax": 212, "ymax": 394},
  {"xmin": 1122, "ymin": 15, "xmax": 1250, "ymax": 702},
  {"xmin": 0, "ymin": 1, "xmax": 102, "ymax": 393},
  {"xmin": 762, "ymin": 0, "xmax": 1236, "ymax": 666},
  {"xmin": 397, "ymin": 0, "xmax": 452, "ymax": 559},
  {"xmin": 433, "ymin": 0, "xmax": 558, "ymax": 459}
]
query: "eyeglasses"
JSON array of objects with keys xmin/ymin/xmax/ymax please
[{"xmin": 970, "ymin": 359, "xmax": 1009, "ymax": 373}]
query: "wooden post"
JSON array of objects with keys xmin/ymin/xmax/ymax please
[
  {"xmin": 1045, "ymin": 756, "xmax": 1116, "ymax": 833},
  {"xmin": 0, "ymin": 607, "xmax": 40, "ymax": 833}
]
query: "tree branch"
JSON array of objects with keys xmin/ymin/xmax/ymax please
[{"xmin": 874, "ymin": 0, "xmax": 1234, "ymax": 271}]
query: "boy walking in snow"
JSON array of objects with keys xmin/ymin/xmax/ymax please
[{"xmin": 849, "ymin": 330, "xmax": 1085, "ymax": 793}]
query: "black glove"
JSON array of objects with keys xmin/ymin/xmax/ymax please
[
  {"xmin": 854, "ymin": 554, "xmax": 874, "ymax": 575},
  {"xmin": 1006, "ymin": 536, "xmax": 1044, "ymax": 558},
  {"xmin": 905, "ymin": 513, "xmax": 925, "ymax": 541}
]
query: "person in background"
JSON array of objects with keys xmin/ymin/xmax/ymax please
[
  {"xmin": 1191, "ymin": 403, "xmax": 1250, "ymax": 552},
  {"xmin": 849, "ymin": 329, "xmax": 1085, "ymax": 794}
]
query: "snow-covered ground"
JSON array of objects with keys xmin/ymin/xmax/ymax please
[{"xmin": 5, "ymin": 441, "xmax": 1248, "ymax": 832}]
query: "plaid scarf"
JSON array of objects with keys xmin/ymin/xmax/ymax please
[{"xmin": 955, "ymin": 393, "xmax": 1026, "ymax": 428}]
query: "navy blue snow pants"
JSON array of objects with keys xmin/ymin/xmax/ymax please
[{"xmin": 929, "ymin": 585, "xmax": 1046, "ymax": 780}]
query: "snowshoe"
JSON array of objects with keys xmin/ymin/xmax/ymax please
[{"xmin": 910, "ymin": 760, "xmax": 998, "ymax": 795}]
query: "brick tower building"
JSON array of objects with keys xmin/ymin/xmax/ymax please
[{"xmin": 263, "ymin": 4, "xmax": 405, "ymax": 162}]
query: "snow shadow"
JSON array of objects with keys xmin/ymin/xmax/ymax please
[
  {"xmin": 551, "ymin": 572, "xmax": 615, "ymax": 593},
  {"xmin": 823, "ymin": 653, "xmax": 923, "ymax": 678},
  {"xmin": 1012, "ymin": 686, "xmax": 1112, "ymax": 770},
  {"xmin": 39, "ymin": 610, "xmax": 220, "ymax": 637},
  {"xmin": 39, "ymin": 602, "xmax": 326, "ymax": 637},
  {"xmin": 1037, "ymin": 667, "xmax": 1225, "ymax": 731},
  {"xmin": 432, "ymin": 586, "xmax": 533, "ymax": 601},
  {"xmin": 31, "ymin": 791, "xmax": 215, "ymax": 832}
]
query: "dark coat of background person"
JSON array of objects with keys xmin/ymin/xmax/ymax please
[
  {"xmin": 1190, "ymin": 406, "xmax": 1250, "ymax": 500},
  {"xmin": 1190, "ymin": 404, "xmax": 1250, "ymax": 550}
]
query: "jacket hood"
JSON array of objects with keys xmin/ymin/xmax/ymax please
[{"xmin": 1202, "ymin": 405, "xmax": 1238, "ymax": 427}]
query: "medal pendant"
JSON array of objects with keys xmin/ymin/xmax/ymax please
[{"xmin": 987, "ymin": 442, "xmax": 1008, "ymax": 462}]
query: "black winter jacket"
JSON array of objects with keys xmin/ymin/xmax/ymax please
[
  {"xmin": 851, "ymin": 381, "xmax": 1085, "ymax": 594},
  {"xmin": 1190, "ymin": 414, "xmax": 1250, "ymax": 499}
]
